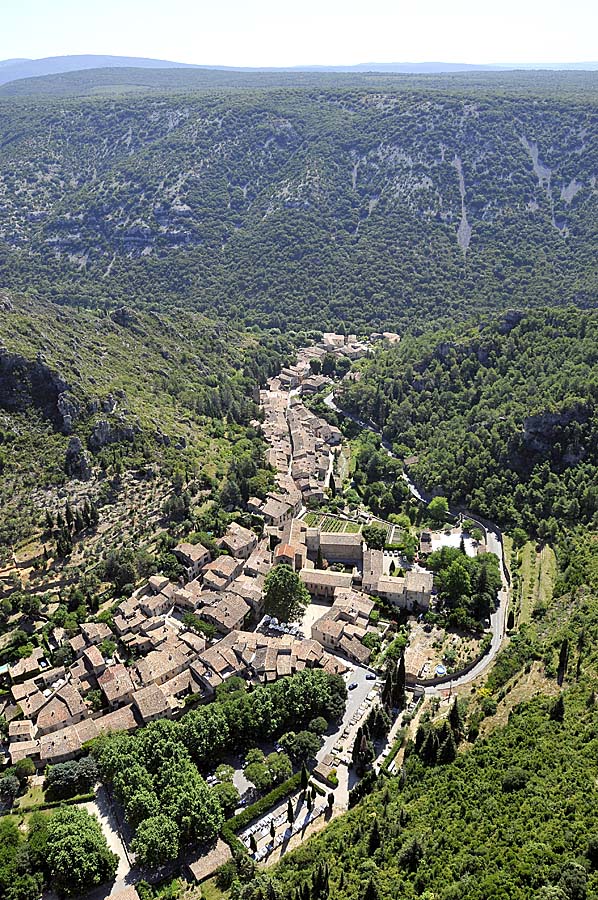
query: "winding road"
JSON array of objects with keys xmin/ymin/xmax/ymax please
[{"xmin": 323, "ymin": 390, "xmax": 509, "ymax": 693}]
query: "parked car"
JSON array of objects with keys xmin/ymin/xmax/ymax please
[
  {"xmin": 366, "ymin": 673, "xmax": 376, "ymax": 680},
  {"xmin": 348, "ymin": 681, "xmax": 358, "ymax": 690}
]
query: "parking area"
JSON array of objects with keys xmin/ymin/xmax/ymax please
[
  {"xmin": 317, "ymin": 660, "xmax": 381, "ymax": 769},
  {"xmin": 239, "ymin": 790, "xmax": 330, "ymax": 862}
]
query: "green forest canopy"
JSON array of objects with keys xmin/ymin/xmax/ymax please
[{"xmin": 337, "ymin": 308, "xmax": 598, "ymax": 534}]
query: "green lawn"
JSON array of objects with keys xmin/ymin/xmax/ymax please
[
  {"xmin": 4, "ymin": 807, "xmax": 52, "ymax": 830},
  {"xmin": 199, "ymin": 876, "xmax": 229, "ymax": 900},
  {"xmin": 517, "ymin": 541, "xmax": 557, "ymax": 624},
  {"xmin": 17, "ymin": 782, "xmax": 46, "ymax": 810}
]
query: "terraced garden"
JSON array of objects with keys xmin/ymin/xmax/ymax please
[{"xmin": 302, "ymin": 513, "xmax": 362, "ymax": 533}]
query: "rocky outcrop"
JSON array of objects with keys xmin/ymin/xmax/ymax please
[
  {"xmin": 102, "ymin": 394, "xmax": 117, "ymax": 414},
  {"xmin": 511, "ymin": 403, "xmax": 590, "ymax": 471},
  {"xmin": 498, "ymin": 310, "xmax": 525, "ymax": 335},
  {"xmin": 0, "ymin": 348, "xmax": 69, "ymax": 423},
  {"xmin": 110, "ymin": 306, "xmax": 139, "ymax": 328},
  {"xmin": 88, "ymin": 418, "xmax": 137, "ymax": 452},
  {"xmin": 522, "ymin": 406, "xmax": 588, "ymax": 452},
  {"xmin": 57, "ymin": 391, "xmax": 81, "ymax": 434},
  {"xmin": 65, "ymin": 436, "xmax": 92, "ymax": 480}
]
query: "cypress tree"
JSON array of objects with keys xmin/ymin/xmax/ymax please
[
  {"xmin": 550, "ymin": 694, "xmax": 565, "ymax": 722},
  {"xmin": 449, "ymin": 698, "xmax": 463, "ymax": 743},
  {"xmin": 395, "ymin": 654, "xmax": 406, "ymax": 709},
  {"xmin": 301, "ymin": 763, "xmax": 309, "ymax": 791},
  {"xmin": 437, "ymin": 731, "xmax": 457, "ymax": 764},
  {"xmin": 362, "ymin": 878, "xmax": 379, "ymax": 900},
  {"xmin": 421, "ymin": 729, "xmax": 439, "ymax": 766},
  {"xmin": 368, "ymin": 817, "xmax": 381, "ymax": 854},
  {"xmin": 352, "ymin": 728, "xmax": 363, "ymax": 767},
  {"xmin": 381, "ymin": 665, "xmax": 393, "ymax": 708},
  {"xmin": 557, "ymin": 638, "xmax": 569, "ymax": 686}
]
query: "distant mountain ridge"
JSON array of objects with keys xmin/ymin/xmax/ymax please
[
  {"xmin": 0, "ymin": 77, "xmax": 595, "ymax": 334},
  {"xmin": 0, "ymin": 54, "xmax": 198, "ymax": 86},
  {"xmin": 0, "ymin": 54, "xmax": 596, "ymax": 88},
  {"xmin": 0, "ymin": 58, "xmax": 29, "ymax": 69}
]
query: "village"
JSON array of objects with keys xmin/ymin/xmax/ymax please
[
  {"xmin": 1, "ymin": 332, "xmax": 435, "ymax": 764},
  {"xmin": 0, "ymin": 329, "xmax": 502, "ymax": 892}
]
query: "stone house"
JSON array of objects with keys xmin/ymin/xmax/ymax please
[{"xmin": 174, "ymin": 542, "xmax": 211, "ymax": 581}]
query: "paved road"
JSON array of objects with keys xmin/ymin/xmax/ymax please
[
  {"xmin": 317, "ymin": 660, "xmax": 374, "ymax": 761},
  {"xmin": 324, "ymin": 389, "xmax": 510, "ymax": 693},
  {"xmin": 79, "ymin": 787, "xmax": 141, "ymax": 898}
]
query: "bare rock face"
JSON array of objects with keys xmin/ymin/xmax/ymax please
[
  {"xmin": 110, "ymin": 306, "xmax": 138, "ymax": 328},
  {"xmin": 65, "ymin": 436, "xmax": 92, "ymax": 480},
  {"xmin": 57, "ymin": 391, "xmax": 81, "ymax": 434},
  {"xmin": 0, "ymin": 296, "xmax": 13, "ymax": 312},
  {"xmin": 88, "ymin": 418, "xmax": 137, "ymax": 452},
  {"xmin": 0, "ymin": 348, "xmax": 68, "ymax": 421},
  {"xmin": 102, "ymin": 394, "xmax": 117, "ymax": 414},
  {"xmin": 509, "ymin": 402, "xmax": 590, "ymax": 472},
  {"xmin": 498, "ymin": 310, "xmax": 525, "ymax": 335}
]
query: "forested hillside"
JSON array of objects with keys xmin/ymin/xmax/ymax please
[
  {"xmin": 0, "ymin": 74, "xmax": 596, "ymax": 331},
  {"xmin": 337, "ymin": 308, "xmax": 598, "ymax": 535},
  {"xmin": 0, "ymin": 291, "xmax": 288, "ymax": 547}
]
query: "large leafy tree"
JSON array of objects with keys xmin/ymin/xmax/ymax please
[
  {"xmin": 362, "ymin": 524, "xmax": 387, "ymax": 550},
  {"xmin": 131, "ymin": 814, "xmax": 180, "ymax": 866},
  {"xmin": 264, "ymin": 564, "xmax": 311, "ymax": 622},
  {"xmin": 427, "ymin": 496, "xmax": 450, "ymax": 525},
  {"xmin": 44, "ymin": 807, "xmax": 118, "ymax": 897},
  {"xmin": 44, "ymin": 755, "xmax": 98, "ymax": 800}
]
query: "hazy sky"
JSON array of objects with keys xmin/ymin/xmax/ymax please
[{"xmin": 3, "ymin": 0, "xmax": 597, "ymax": 66}]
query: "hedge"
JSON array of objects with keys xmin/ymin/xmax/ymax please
[
  {"xmin": 379, "ymin": 728, "xmax": 407, "ymax": 775},
  {"xmin": 220, "ymin": 825, "xmax": 249, "ymax": 859},
  {"xmin": 225, "ymin": 772, "xmax": 301, "ymax": 834},
  {"xmin": 1, "ymin": 791, "xmax": 95, "ymax": 818}
]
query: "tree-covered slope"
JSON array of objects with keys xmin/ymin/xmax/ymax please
[
  {"xmin": 0, "ymin": 291, "xmax": 288, "ymax": 548},
  {"xmin": 1, "ymin": 67, "xmax": 595, "ymax": 97},
  {"xmin": 269, "ymin": 676, "xmax": 598, "ymax": 900},
  {"xmin": 337, "ymin": 308, "xmax": 598, "ymax": 534},
  {"xmin": 0, "ymin": 77, "xmax": 596, "ymax": 331}
]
